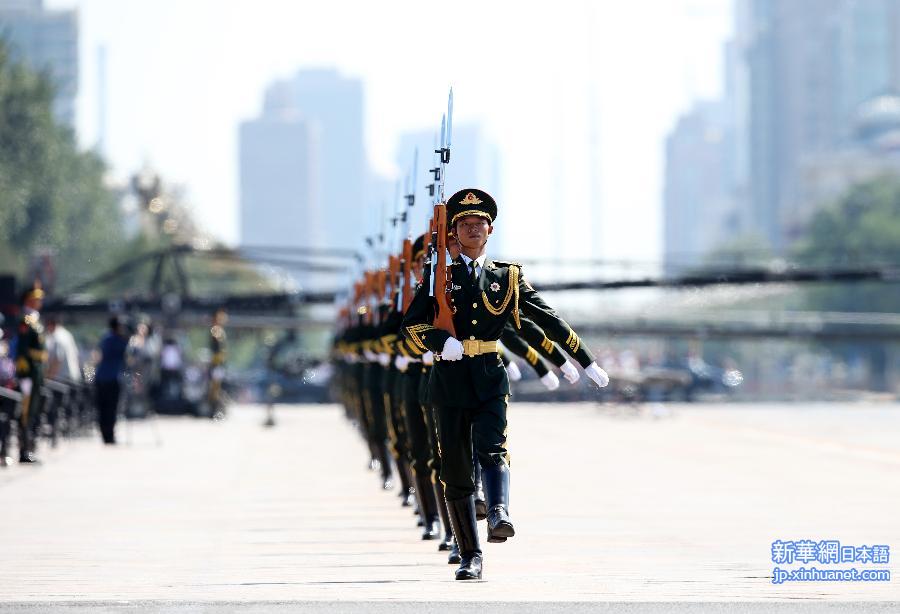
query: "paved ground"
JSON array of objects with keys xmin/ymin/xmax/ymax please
[{"xmin": 0, "ymin": 401, "xmax": 899, "ymax": 611}]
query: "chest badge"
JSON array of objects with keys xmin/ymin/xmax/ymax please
[{"xmin": 490, "ymin": 282, "xmax": 501, "ymax": 292}]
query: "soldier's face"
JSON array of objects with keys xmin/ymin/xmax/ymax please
[{"xmin": 455, "ymin": 216, "xmax": 492, "ymax": 249}]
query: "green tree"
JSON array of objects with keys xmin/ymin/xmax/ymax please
[
  {"xmin": 0, "ymin": 39, "xmax": 124, "ymax": 288},
  {"xmin": 793, "ymin": 175, "xmax": 900, "ymax": 392},
  {"xmin": 794, "ymin": 175, "xmax": 900, "ymax": 313}
]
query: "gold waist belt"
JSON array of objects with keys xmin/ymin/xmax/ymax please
[{"xmin": 461, "ymin": 339, "xmax": 499, "ymax": 357}]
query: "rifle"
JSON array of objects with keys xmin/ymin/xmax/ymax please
[
  {"xmin": 363, "ymin": 271, "xmax": 375, "ymax": 326},
  {"xmin": 398, "ymin": 150, "xmax": 417, "ymax": 313},
  {"xmin": 430, "ymin": 89, "xmax": 456, "ymax": 337},
  {"xmin": 387, "ymin": 254, "xmax": 399, "ymax": 306}
]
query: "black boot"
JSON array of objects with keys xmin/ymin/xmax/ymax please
[
  {"xmin": 377, "ymin": 442, "xmax": 393, "ymax": 489},
  {"xmin": 433, "ymin": 479, "xmax": 454, "ymax": 551},
  {"xmin": 473, "ymin": 459, "xmax": 487, "ymax": 520},
  {"xmin": 397, "ymin": 456, "xmax": 415, "ymax": 506},
  {"xmin": 445, "ymin": 496, "xmax": 483, "ymax": 580},
  {"xmin": 447, "ymin": 539, "xmax": 461, "ymax": 564},
  {"xmin": 483, "ymin": 463, "xmax": 515, "ymax": 543},
  {"xmin": 414, "ymin": 473, "xmax": 440, "ymax": 540}
]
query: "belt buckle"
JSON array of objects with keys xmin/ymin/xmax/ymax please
[{"xmin": 462, "ymin": 339, "xmax": 478, "ymax": 357}]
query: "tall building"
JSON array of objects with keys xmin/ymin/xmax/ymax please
[
  {"xmin": 239, "ymin": 115, "xmax": 317, "ymax": 249},
  {"xmin": 240, "ymin": 69, "xmax": 364, "ymax": 254},
  {"xmin": 663, "ymin": 35, "xmax": 743, "ymax": 275},
  {"xmin": 663, "ymin": 101, "xmax": 738, "ymax": 275},
  {"xmin": 0, "ymin": 0, "xmax": 78, "ymax": 128},
  {"xmin": 282, "ymin": 69, "xmax": 364, "ymax": 249},
  {"xmin": 739, "ymin": 0, "xmax": 900, "ymax": 249},
  {"xmin": 795, "ymin": 93, "xmax": 900, "ymax": 227}
]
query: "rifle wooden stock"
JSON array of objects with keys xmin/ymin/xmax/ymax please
[
  {"xmin": 422, "ymin": 217, "xmax": 433, "ymax": 266},
  {"xmin": 388, "ymin": 255, "xmax": 400, "ymax": 304},
  {"xmin": 400, "ymin": 238, "xmax": 413, "ymax": 312},
  {"xmin": 375, "ymin": 269, "xmax": 387, "ymax": 324},
  {"xmin": 432, "ymin": 203, "xmax": 456, "ymax": 337},
  {"xmin": 364, "ymin": 272, "xmax": 375, "ymax": 325}
]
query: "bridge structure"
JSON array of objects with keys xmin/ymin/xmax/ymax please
[{"xmin": 34, "ymin": 244, "xmax": 900, "ymax": 342}]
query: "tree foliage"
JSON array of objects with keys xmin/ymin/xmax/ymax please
[
  {"xmin": 0, "ymin": 39, "xmax": 124, "ymax": 286},
  {"xmin": 794, "ymin": 175, "xmax": 900, "ymax": 312}
]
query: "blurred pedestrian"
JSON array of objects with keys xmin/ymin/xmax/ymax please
[
  {"xmin": 94, "ymin": 316, "xmax": 128, "ymax": 445},
  {"xmin": 158, "ymin": 336, "xmax": 184, "ymax": 412},
  {"xmin": 46, "ymin": 315, "xmax": 82, "ymax": 383}
]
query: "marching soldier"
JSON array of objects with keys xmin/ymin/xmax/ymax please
[
  {"xmin": 392, "ymin": 234, "xmax": 444, "ymax": 541},
  {"xmin": 360, "ymin": 308, "xmax": 394, "ymax": 489},
  {"xmin": 208, "ymin": 308, "xmax": 228, "ymax": 419},
  {"xmin": 375, "ymin": 294, "xmax": 416, "ymax": 508},
  {"xmin": 402, "ymin": 188, "xmax": 609, "ymax": 580},
  {"xmin": 14, "ymin": 282, "xmax": 48, "ymax": 464}
]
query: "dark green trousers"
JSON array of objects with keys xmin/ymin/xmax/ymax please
[
  {"xmin": 401, "ymin": 365, "xmax": 433, "ymax": 480},
  {"xmin": 434, "ymin": 395, "xmax": 509, "ymax": 501},
  {"xmin": 419, "ymin": 366, "xmax": 441, "ymax": 482}
]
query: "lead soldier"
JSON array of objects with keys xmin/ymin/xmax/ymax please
[{"xmin": 402, "ymin": 188, "xmax": 609, "ymax": 580}]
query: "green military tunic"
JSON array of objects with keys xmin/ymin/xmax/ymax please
[
  {"xmin": 402, "ymin": 257, "xmax": 595, "ymax": 501},
  {"xmin": 15, "ymin": 310, "xmax": 47, "ymax": 446}
]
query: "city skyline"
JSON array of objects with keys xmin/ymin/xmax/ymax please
[{"xmin": 40, "ymin": 0, "xmax": 731, "ymax": 264}]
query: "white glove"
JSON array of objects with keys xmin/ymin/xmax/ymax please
[
  {"xmin": 422, "ymin": 351, "xmax": 434, "ymax": 366},
  {"xmin": 584, "ymin": 361, "xmax": 610, "ymax": 388},
  {"xmin": 440, "ymin": 337, "xmax": 464, "ymax": 361},
  {"xmin": 377, "ymin": 352, "xmax": 391, "ymax": 367},
  {"xmin": 363, "ymin": 349, "xmax": 378, "ymax": 362},
  {"xmin": 560, "ymin": 360, "xmax": 580, "ymax": 384},
  {"xmin": 19, "ymin": 377, "xmax": 33, "ymax": 397},
  {"xmin": 506, "ymin": 361, "xmax": 522, "ymax": 382},
  {"xmin": 540, "ymin": 372, "xmax": 560, "ymax": 390},
  {"xmin": 394, "ymin": 355, "xmax": 410, "ymax": 372}
]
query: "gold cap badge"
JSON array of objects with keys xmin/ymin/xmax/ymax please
[{"xmin": 459, "ymin": 192, "xmax": 483, "ymax": 206}]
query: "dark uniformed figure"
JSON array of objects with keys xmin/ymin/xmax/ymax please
[
  {"xmin": 14, "ymin": 283, "xmax": 48, "ymax": 464},
  {"xmin": 392, "ymin": 234, "xmax": 444, "ymax": 541},
  {"xmin": 208, "ymin": 308, "xmax": 228, "ymax": 419},
  {"xmin": 360, "ymin": 309, "xmax": 394, "ymax": 489},
  {"xmin": 402, "ymin": 188, "xmax": 610, "ymax": 580},
  {"xmin": 374, "ymin": 296, "xmax": 417, "ymax": 508}
]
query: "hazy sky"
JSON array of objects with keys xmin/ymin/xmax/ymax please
[{"xmin": 47, "ymin": 0, "xmax": 733, "ymax": 263}]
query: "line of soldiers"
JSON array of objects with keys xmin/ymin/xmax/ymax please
[{"xmin": 332, "ymin": 188, "xmax": 609, "ymax": 580}]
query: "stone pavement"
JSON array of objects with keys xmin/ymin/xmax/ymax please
[{"xmin": 0, "ymin": 401, "xmax": 899, "ymax": 610}]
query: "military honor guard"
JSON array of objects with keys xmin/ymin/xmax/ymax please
[
  {"xmin": 402, "ymin": 188, "xmax": 610, "ymax": 580},
  {"xmin": 14, "ymin": 282, "xmax": 48, "ymax": 464}
]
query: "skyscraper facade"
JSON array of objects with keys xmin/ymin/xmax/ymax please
[
  {"xmin": 283, "ymin": 69, "xmax": 364, "ymax": 250},
  {"xmin": 239, "ymin": 69, "xmax": 364, "ymax": 255},
  {"xmin": 663, "ymin": 101, "xmax": 738, "ymax": 275},
  {"xmin": 740, "ymin": 0, "xmax": 900, "ymax": 249},
  {"xmin": 0, "ymin": 0, "xmax": 78, "ymax": 128}
]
